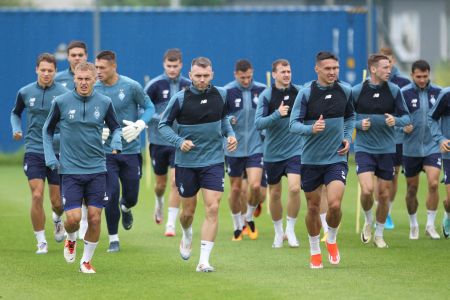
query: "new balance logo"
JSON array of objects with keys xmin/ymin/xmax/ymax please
[
  {"xmin": 325, "ymin": 94, "xmax": 332, "ymax": 99},
  {"xmin": 200, "ymin": 99, "xmax": 208, "ymax": 104},
  {"xmin": 373, "ymin": 93, "xmax": 380, "ymax": 98},
  {"xmin": 284, "ymin": 95, "xmax": 290, "ymax": 101}
]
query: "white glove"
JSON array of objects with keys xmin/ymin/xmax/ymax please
[
  {"xmin": 102, "ymin": 127, "xmax": 110, "ymax": 143},
  {"xmin": 122, "ymin": 119, "xmax": 147, "ymax": 143}
]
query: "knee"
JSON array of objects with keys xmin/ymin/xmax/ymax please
[
  {"xmin": 360, "ymin": 185, "xmax": 374, "ymax": 198},
  {"xmin": 88, "ymin": 213, "xmax": 101, "ymax": 228},
  {"xmin": 289, "ymin": 184, "xmax": 301, "ymax": 195},
  {"xmin": 328, "ymin": 200, "xmax": 341, "ymax": 214},
  {"xmin": 249, "ymin": 181, "xmax": 261, "ymax": 194},
  {"xmin": 31, "ymin": 190, "xmax": 44, "ymax": 204},
  {"xmin": 65, "ymin": 214, "xmax": 80, "ymax": 227},
  {"xmin": 306, "ymin": 201, "xmax": 320, "ymax": 215},
  {"xmin": 155, "ymin": 181, "xmax": 167, "ymax": 194},
  {"xmin": 231, "ymin": 184, "xmax": 241, "ymax": 196},
  {"xmin": 428, "ymin": 181, "xmax": 439, "ymax": 193},
  {"xmin": 206, "ymin": 202, "xmax": 220, "ymax": 217}
]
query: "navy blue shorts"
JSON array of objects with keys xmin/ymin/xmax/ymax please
[
  {"xmin": 403, "ymin": 153, "xmax": 442, "ymax": 177},
  {"xmin": 392, "ymin": 144, "xmax": 403, "ymax": 166},
  {"xmin": 61, "ymin": 172, "xmax": 107, "ymax": 211},
  {"xmin": 225, "ymin": 153, "xmax": 264, "ymax": 177},
  {"xmin": 149, "ymin": 144, "xmax": 175, "ymax": 176},
  {"xmin": 301, "ymin": 162, "xmax": 348, "ymax": 192},
  {"xmin": 106, "ymin": 153, "xmax": 142, "ymax": 180},
  {"xmin": 23, "ymin": 152, "xmax": 60, "ymax": 185},
  {"xmin": 444, "ymin": 159, "xmax": 450, "ymax": 184},
  {"xmin": 264, "ymin": 155, "xmax": 301, "ymax": 185},
  {"xmin": 175, "ymin": 163, "xmax": 224, "ymax": 197},
  {"xmin": 355, "ymin": 151, "xmax": 395, "ymax": 181}
]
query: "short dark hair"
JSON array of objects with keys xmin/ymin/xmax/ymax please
[
  {"xmin": 368, "ymin": 54, "xmax": 389, "ymax": 69},
  {"xmin": 36, "ymin": 53, "xmax": 57, "ymax": 68},
  {"xmin": 272, "ymin": 59, "xmax": 289, "ymax": 72},
  {"xmin": 191, "ymin": 57, "xmax": 212, "ymax": 68},
  {"xmin": 164, "ymin": 48, "xmax": 182, "ymax": 62},
  {"xmin": 315, "ymin": 51, "xmax": 339, "ymax": 63},
  {"xmin": 411, "ymin": 59, "xmax": 430, "ymax": 73},
  {"xmin": 96, "ymin": 50, "xmax": 116, "ymax": 62},
  {"xmin": 67, "ymin": 40, "xmax": 87, "ymax": 54},
  {"xmin": 235, "ymin": 59, "xmax": 253, "ymax": 72}
]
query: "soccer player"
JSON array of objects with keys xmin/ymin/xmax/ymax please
[
  {"xmin": 144, "ymin": 48, "xmax": 191, "ymax": 236},
  {"xmin": 428, "ymin": 88, "xmax": 450, "ymax": 239},
  {"xmin": 55, "ymin": 40, "xmax": 88, "ymax": 90},
  {"xmin": 401, "ymin": 60, "xmax": 442, "ymax": 240},
  {"xmin": 94, "ymin": 50, "xmax": 155, "ymax": 252},
  {"xmin": 290, "ymin": 51, "xmax": 354, "ymax": 268},
  {"xmin": 10, "ymin": 53, "xmax": 68, "ymax": 254},
  {"xmin": 255, "ymin": 59, "xmax": 302, "ymax": 248},
  {"xmin": 224, "ymin": 59, "xmax": 266, "ymax": 241},
  {"xmin": 55, "ymin": 40, "xmax": 89, "ymax": 239},
  {"xmin": 353, "ymin": 54, "xmax": 410, "ymax": 248},
  {"xmin": 374, "ymin": 47, "xmax": 411, "ymax": 229},
  {"xmin": 159, "ymin": 57, "xmax": 237, "ymax": 272},
  {"xmin": 43, "ymin": 62, "xmax": 122, "ymax": 273}
]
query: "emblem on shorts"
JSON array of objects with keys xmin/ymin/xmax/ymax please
[
  {"xmin": 94, "ymin": 106, "xmax": 100, "ymax": 119},
  {"xmin": 118, "ymin": 89, "xmax": 125, "ymax": 101},
  {"xmin": 24, "ymin": 163, "xmax": 28, "ymax": 172},
  {"xmin": 180, "ymin": 184, "xmax": 185, "ymax": 194},
  {"xmin": 234, "ymin": 98, "xmax": 241, "ymax": 108},
  {"xmin": 341, "ymin": 171, "xmax": 346, "ymax": 180},
  {"xmin": 103, "ymin": 192, "xmax": 109, "ymax": 201},
  {"xmin": 162, "ymin": 90, "xmax": 169, "ymax": 99},
  {"xmin": 437, "ymin": 158, "xmax": 442, "ymax": 166},
  {"xmin": 62, "ymin": 196, "xmax": 66, "ymax": 205},
  {"xmin": 68, "ymin": 109, "xmax": 76, "ymax": 119}
]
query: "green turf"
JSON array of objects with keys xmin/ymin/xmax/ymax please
[{"xmin": 0, "ymin": 158, "xmax": 448, "ymax": 300}]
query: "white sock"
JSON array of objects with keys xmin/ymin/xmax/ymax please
[
  {"xmin": 285, "ymin": 216, "xmax": 297, "ymax": 233},
  {"xmin": 273, "ymin": 219, "xmax": 284, "ymax": 236},
  {"xmin": 156, "ymin": 195, "xmax": 164, "ymax": 206},
  {"xmin": 182, "ymin": 225, "xmax": 192, "ymax": 239},
  {"xmin": 81, "ymin": 240, "xmax": 98, "ymax": 264},
  {"xmin": 246, "ymin": 205, "xmax": 256, "ymax": 222},
  {"xmin": 121, "ymin": 204, "xmax": 130, "ymax": 213},
  {"xmin": 320, "ymin": 213, "xmax": 328, "ymax": 233},
  {"xmin": 374, "ymin": 222, "xmax": 385, "ymax": 237},
  {"xmin": 52, "ymin": 211, "xmax": 61, "ymax": 223},
  {"xmin": 426, "ymin": 210, "xmax": 437, "ymax": 227},
  {"xmin": 108, "ymin": 234, "xmax": 119, "ymax": 243},
  {"xmin": 240, "ymin": 214, "xmax": 246, "ymax": 227},
  {"xmin": 199, "ymin": 240, "xmax": 214, "ymax": 266},
  {"xmin": 67, "ymin": 231, "xmax": 77, "ymax": 242},
  {"xmin": 308, "ymin": 234, "xmax": 321, "ymax": 255},
  {"xmin": 364, "ymin": 209, "xmax": 373, "ymax": 225},
  {"xmin": 388, "ymin": 201, "xmax": 393, "ymax": 214},
  {"xmin": 167, "ymin": 207, "xmax": 179, "ymax": 227},
  {"xmin": 232, "ymin": 212, "xmax": 242, "ymax": 231},
  {"xmin": 34, "ymin": 230, "xmax": 46, "ymax": 244},
  {"xmin": 81, "ymin": 204, "xmax": 88, "ymax": 221},
  {"xmin": 327, "ymin": 226, "xmax": 338, "ymax": 244},
  {"xmin": 409, "ymin": 213, "xmax": 418, "ymax": 228}
]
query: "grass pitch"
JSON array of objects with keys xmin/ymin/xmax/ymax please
[{"xmin": 0, "ymin": 157, "xmax": 448, "ymax": 299}]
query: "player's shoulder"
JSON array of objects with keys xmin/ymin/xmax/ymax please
[
  {"xmin": 19, "ymin": 82, "xmax": 37, "ymax": 94},
  {"xmin": 259, "ymin": 87, "xmax": 272, "ymax": 99}
]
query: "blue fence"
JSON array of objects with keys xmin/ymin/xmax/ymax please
[{"xmin": 0, "ymin": 6, "xmax": 372, "ymax": 153}]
